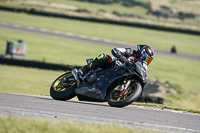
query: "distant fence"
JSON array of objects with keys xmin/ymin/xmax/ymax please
[
  {"xmin": 0, "ymin": 5, "xmax": 200, "ymax": 35},
  {"xmin": 0, "ymin": 58, "xmax": 81, "ymax": 71}
]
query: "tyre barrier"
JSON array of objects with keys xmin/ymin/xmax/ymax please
[
  {"xmin": 137, "ymin": 96, "xmax": 164, "ymax": 104},
  {"xmin": 0, "ymin": 58, "xmax": 81, "ymax": 71}
]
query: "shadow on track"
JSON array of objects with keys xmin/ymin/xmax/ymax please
[
  {"xmin": 36, "ymin": 96, "xmax": 110, "ymax": 107},
  {"xmin": 67, "ymin": 100, "xmax": 109, "ymax": 107}
]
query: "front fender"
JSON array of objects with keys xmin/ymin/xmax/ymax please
[{"xmin": 100, "ymin": 68, "xmax": 131, "ymax": 100}]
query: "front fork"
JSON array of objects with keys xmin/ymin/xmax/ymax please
[
  {"xmin": 116, "ymin": 77, "xmax": 131, "ymax": 92},
  {"xmin": 71, "ymin": 69, "xmax": 80, "ymax": 86}
]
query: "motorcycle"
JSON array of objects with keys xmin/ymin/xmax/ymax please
[{"xmin": 50, "ymin": 58, "xmax": 148, "ymax": 107}]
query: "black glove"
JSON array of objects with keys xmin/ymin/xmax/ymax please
[
  {"xmin": 123, "ymin": 59, "xmax": 129, "ymax": 65},
  {"xmin": 118, "ymin": 56, "xmax": 129, "ymax": 64}
]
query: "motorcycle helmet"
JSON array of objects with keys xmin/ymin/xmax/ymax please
[{"xmin": 137, "ymin": 44, "xmax": 155, "ymax": 65}]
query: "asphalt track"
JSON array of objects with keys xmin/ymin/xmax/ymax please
[
  {"xmin": 0, "ymin": 22, "xmax": 200, "ymax": 61},
  {"xmin": 0, "ymin": 93, "xmax": 200, "ymax": 132}
]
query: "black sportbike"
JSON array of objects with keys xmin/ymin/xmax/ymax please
[{"xmin": 50, "ymin": 59, "xmax": 148, "ymax": 107}]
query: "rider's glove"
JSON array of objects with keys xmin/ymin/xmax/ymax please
[
  {"xmin": 118, "ymin": 56, "xmax": 126, "ymax": 62},
  {"xmin": 118, "ymin": 56, "xmax": 129, "ymax": 64},
  {"xmin": 123, "ymin": 59, "xmax": 129, "ymax": 65}
]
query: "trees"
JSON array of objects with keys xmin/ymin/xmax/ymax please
[
  {"xmin": 76, "ymin": 0, "xmax": 149, "ymax": 8},
  {"xmin": 77, "ymin": 0, "xmax": 112, "ymax": 4}
]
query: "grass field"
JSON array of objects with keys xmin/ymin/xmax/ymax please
[
  {"xmin": 0, "ymin": 115, "xmax": 158, "ymax": 133},
  {"xmin": 1, "ymin": 0, "xmax": 200, "ymax": 20},
  {"xmin": 0, "ymin": 0, "xmax": 154, "ymax": 19},
  {"xmin": 0, "ymin": 27, "xmax": 113, "ymax": 65},
  {"xmin": 151, "ymin": 0, "xmax": 200, "ymax": 15},
  {"xmin": 0, "ymin": 11, "xmax": 200, "ymax": 56},
  {"xmin": 1, "ymin": 0, "xmax": 200, "ymax": 32},
  {"xmin": 0, "ymin": 64, "xmax": 60, "ymax": 95}
]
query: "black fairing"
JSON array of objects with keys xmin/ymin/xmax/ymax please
[{"xmin": 75, "ymin": 61, "xmax": 147, "ymax": 102}]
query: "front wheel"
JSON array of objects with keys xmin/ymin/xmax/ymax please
[
  {"xmin": 107, "ymin": 82, "xmax": 142, "ymax": 107},
  {"xmin": 50, "ymin": 72, "xmax": 77, "ymax": 101}
]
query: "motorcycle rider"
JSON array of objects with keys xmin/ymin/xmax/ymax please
[{"xmin": 78, "ymin": 44, "xmax": 155, "ymax": 77}]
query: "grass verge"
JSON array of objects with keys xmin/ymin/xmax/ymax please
[
  {"xmin": 0, "ymin": 115, "xmax": 156, "ymax": 133},
  {"xmin": 0, "ymin": 64, "xmax": 61, "ymax": 95},
  {"xmin": 132, "ymin": 103, "xmax": 200, "ymax": 114}
]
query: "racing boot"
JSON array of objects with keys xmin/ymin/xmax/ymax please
[{"xmin": 78, "ymin": 65, "xmax": 91, "ymax": 79}]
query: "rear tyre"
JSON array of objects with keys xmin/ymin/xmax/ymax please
[
  {"xmin": 107, "ymin": 82, "xmax": 142, "ymax": 107},
  {"xmin": 50, "ymin": 72, "xmax": 77, "ymax": 101}
]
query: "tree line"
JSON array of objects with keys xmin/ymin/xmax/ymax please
[{"xmin": 76, "ymin": 0, "xmax": 149, "ymax": 8}]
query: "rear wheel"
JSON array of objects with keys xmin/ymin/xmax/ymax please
[
  {"xmin": 50, "ymin": 72, "xmax": 77, "ymax": 101},
  {"xmin": 107, "ymin": 82, "xmax": 142, "ymax": 107}
]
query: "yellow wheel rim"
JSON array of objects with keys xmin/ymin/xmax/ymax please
[
  {"xmin": 110, "ymin": 83, "xmax": 136, "ymax": 102},
  {"xmin": 53, "ymin": 73, "xmax": 76, "ymax": 92}
]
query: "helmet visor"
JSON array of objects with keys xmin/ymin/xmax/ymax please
[{"xmin": 145, "ymin": 55, "xmax": 153, "ymax": 65}]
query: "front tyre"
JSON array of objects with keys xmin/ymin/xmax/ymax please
[
  {"xmin": 107, "ymin": 82, "xmax": 142, "ymax": 107},
  {"xmin": 50, "ymin": 72, "xmax": 77, "ymax": 101}
]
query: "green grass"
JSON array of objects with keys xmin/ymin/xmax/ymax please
[
  {"xmin": 2, "ymin": 0, "xmax": 200, "ymax": 21},
  {"xmin": 1, "ymin": 0, "xmax": 200, "ymax": 31},
  {"xmin": 0, "ymin": 0, "xmax": 151, "ymax": 18},
  {"xmin": 0, "ymin": 27, "xmax": 113, "ymax": 66},
  {"xmin": 167, "ymin": 0, "xmax": 200, "ymax": 15},
  {"xmin": 133, "ymin": 102, "xmax": 200, "ymax": 114},
  {"xmin": 0, "ymin": 64, "xmax": 60, "ymax": 95},
  {"xmin": 148, "ymin": 54, "xmax": 200, "ymax": 110},
  {"xmin": 0, "ymin": 115, "xmax": 156, "ymax": 133},
  {"xmin": 148, "ymin": 54, "xmax": 200, "ymax": 91},
  {"xmin": 0, "ymin": 11, "xmax": 200, "ymax": 56}
]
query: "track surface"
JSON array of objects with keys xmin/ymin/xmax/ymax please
[
  {"xmin": 0, "ymin": 22, "xmax": 200, "ymax": 61},
  {"xmin": 0, "ymin": 93, "xmax": 200, "ymax": 132}
]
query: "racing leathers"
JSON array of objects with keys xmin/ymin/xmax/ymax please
[
  {"xmin": 79, "ymin": 53, "xmax": 113, "ymax": 76},
  {"xmin": 79, "ymin": 47, "xmax": 146, "ymax": 76}
]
